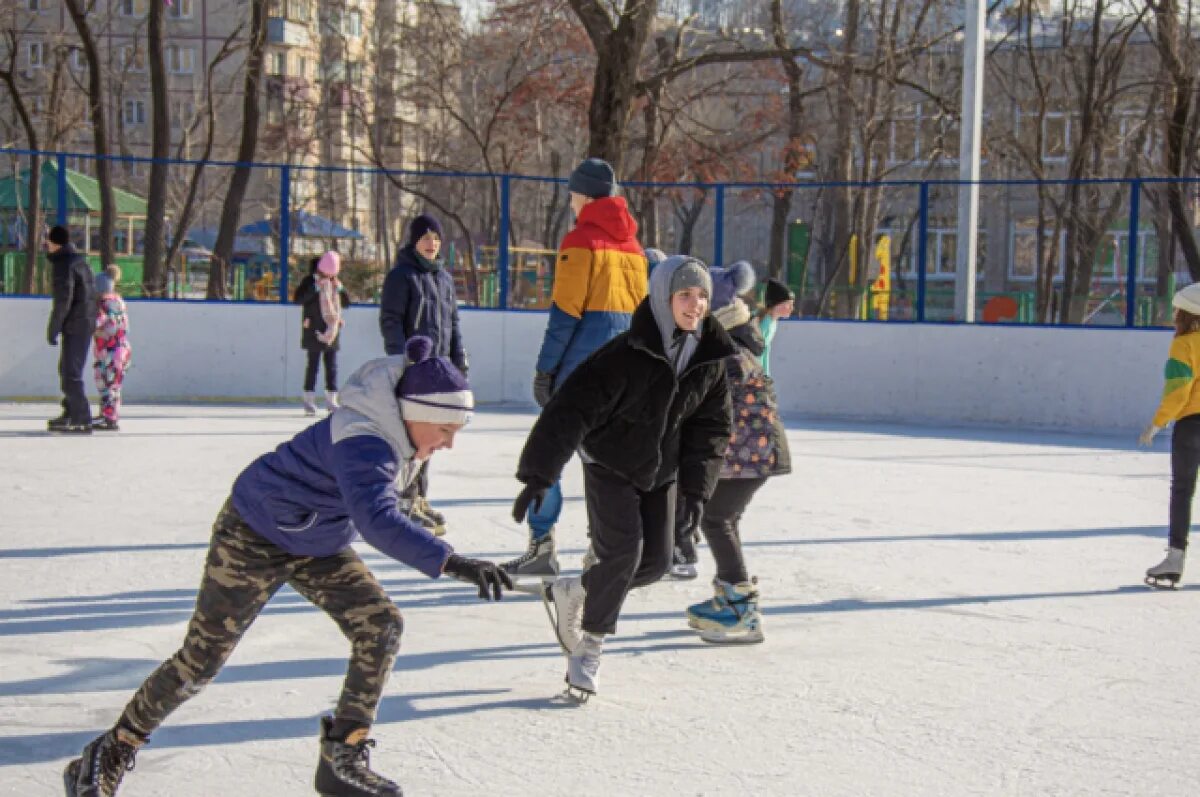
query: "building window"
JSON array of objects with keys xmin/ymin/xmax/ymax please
[
  {"xmin": 168, "ymin": 0, "xmax": 194, "ymax": 19},
  {"xmin": 1009, "ymin": 221, "xmax": 1064, "ymax": 282},
  {"xmin": 286, "ymin": 0, "xmax": 310, "ymax": 22},
  {"xmin": 69, "ymin": 47, "xmax": 87, "ymax": 72},
  {"xmin": 170, "ymin": 99, "xmax": 194, "ymax": 129},
  {"xmin": 27, "ymin": 41, "xmax": 45, "ymax": 69},
  {"xmin": 167, "ymin": 45, "xmax": 195, "ymax": 74},
  {"xmin": 123, "ymin": 99, "xmax": 147, "ymax": 126},
  {"xmin": 346, "ymin": 9, "xmax": 363, "ymax": 37},
  {"xmin": 269, "ymin": 51, "xmax": 287, "ymax": 76},
  {"xmin": 295, "ymin": 56, "xmax": 308, "ymax": 80},
  {"xmin": 119, "ymin": 0, "xmax": 147, "ymax": 18},
  {"xmin": 27, "ymin": 0, "xmax": 43, "ymax": 12},
  {"xmin": 887, "ymin": 103, "xmax": 956, "ymax": 166},
  {"xmin": 120, "ymin": 45, "xmax": 145, "ymax": 72}
]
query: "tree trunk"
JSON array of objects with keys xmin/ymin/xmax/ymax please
[
  {"xmin": 768, "ymin": 192, "xmax": 791, "ymax": 281},
  {"xmin": 143, "ymin": 0, "xmax": 170, "ymax": 297},
  {"xmin": 569, "ymin": 0, "xmax": 659, "ymax": 175},
  {"xmin": 209, "ymin": 0, "xmax": 268, "ymax": 299},
  {"xmin": 64, "ymin": 0, "xmax": 116, "ymax": 264}
]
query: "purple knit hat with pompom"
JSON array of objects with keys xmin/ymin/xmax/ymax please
[{"xmin": 394, "ymin": 336, "xmax": 473, "ymax": 425}]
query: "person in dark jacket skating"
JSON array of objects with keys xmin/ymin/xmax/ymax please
[
  {"xmin": 45, "ymin": 225, "xmax": 96, "ymax": 433},
  {"xmin": 680, "ymin": 262, "xmax": 792, "ymax": 644},
  {"xmin": 511, "ymin": 255, "xmax": 734, "ymax": 700},
  {"xmin": 63, "ymin": 337, "xmax": 512, "ymax": 797},
  {"xmin": 379, "ymin": 214, "xmax": 466, "ymax": 535},
  {"xmin": 295, "ymin": 252, "xmax": 351, "ymax": 415}
]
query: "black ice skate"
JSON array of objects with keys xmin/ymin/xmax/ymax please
[
  {"xmin": 1145, "ymin": 547, "xmax": 1186, "ymax": 589},
  {"xmin": 314, "ymin": 717, "xmax": 402, "ymax": 797},
  {"xmin": 92, "ymin": 419, "xmax": 120, "ymax": 432},
  {"xmin": 62, "ymin": 727, "xmax": 140, "ymax": 797}
]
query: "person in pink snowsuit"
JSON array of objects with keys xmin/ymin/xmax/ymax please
[{"xmin": 93, "ymin": 265, "xmax": 131, "ymax": 431}]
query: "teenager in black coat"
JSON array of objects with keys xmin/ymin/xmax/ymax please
[{"xmin": 511, "ymin": 255, "xmax": 733, "ymax": 699}]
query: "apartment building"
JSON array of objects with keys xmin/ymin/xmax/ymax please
[{"xmin": 1, "ymin": 0, "xmax": 460, "ymax": 261}]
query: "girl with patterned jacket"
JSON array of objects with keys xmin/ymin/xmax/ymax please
[
  {"xmin": 681, "ymin": 261, "xmax": 791, "ymax": 643},
  {"xmin": 1141, "ymin": 283, "xmax": 1200, "ymax": 588},
  {"xmin": 92, "ymin": 265, "xmax": 131, "ymax": 431}
]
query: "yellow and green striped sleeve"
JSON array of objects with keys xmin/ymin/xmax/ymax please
[{"xmin": 1153, "ymin": 338, "xmax": 1198, "ymax": 427}]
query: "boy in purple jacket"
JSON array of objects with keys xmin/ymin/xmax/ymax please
[{"xmin": 63, "ymin": 337, "xmax": 511, "ymax": 797}]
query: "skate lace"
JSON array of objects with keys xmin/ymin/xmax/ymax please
[
  {"xmin": 99, "ymin": 738, "xmax": 137, "ymax": 792},
  {"xmin": 336, "ymin": 738, "xmax": 392, "ymax": 790}
]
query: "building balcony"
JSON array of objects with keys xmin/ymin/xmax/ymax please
[{"xmin": 267, "ymin": 17, "xmax": 310, "ymax": 47}]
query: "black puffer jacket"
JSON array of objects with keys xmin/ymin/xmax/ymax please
[
  {"xmin": 46, "ymin": 245, "xmax": 95, "ymax": 340},
  {"xmin": 517, "ymin": 299, "xmax": 734, "ymax": 500},
  {"xmin": 379, "ymin": 245, "xmax": 466, "ymax": 372}
]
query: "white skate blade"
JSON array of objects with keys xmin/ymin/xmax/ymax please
[
  {"xmin": 510, "ymin": 575, "xmax": 556, "ymax": 597},
  {"xmin": 698, "ymin": 626, "xmax": 765, "ymax": 645},
  {"xmin": 562, "ymin": 675, "xmax": 594, "ymax": 703},
  {"xmin": 1145, "ymin": 574, "xmax": 1182, "ymax": 590}
]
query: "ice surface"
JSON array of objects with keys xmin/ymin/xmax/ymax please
[{"xmin": 1, "ymin": 404, "xmax": 1197, "ymax": 796}]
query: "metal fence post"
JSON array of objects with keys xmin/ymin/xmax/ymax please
[
  {"xmin": 279, "ymin": 165, "xmax": 291, "ymax": 304},
  {"xmin": 713, "ymin": 184, "xmax": 725, "ymax": 267},
  {"xmin": 917, "ymin": 182, "xmax": 929, "ymax": 323},
  {"xmin": 1124, "ymin": 179, "xmax": 1141, "ymax": 329},
  {"xmin": 56, "ymin": 152, "xmax": 68, "ymax": 227},
  {"xmin": 498, "ymin": 175, "xmax": 511, "ymax": 310}
]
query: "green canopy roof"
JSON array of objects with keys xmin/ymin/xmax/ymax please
[{"xmin": 0, "ymin": 160, "xmax": 148, "ymax": 216}]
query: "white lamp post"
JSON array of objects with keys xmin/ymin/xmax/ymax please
[{"xmin": 955, "ymin": 0, "xmax": 986, "ymax": 322}]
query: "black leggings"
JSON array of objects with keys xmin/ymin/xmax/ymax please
[
  {"xmin": 304, "ymin": 348, "xmax": 338, "ymax": 392},
  {"xmin": 698, "ymin": 477, "xmax": 767, "ymax": 584},
  {"xmin": 1169, "ymin": 415, "xmax": 1200, "ymax": 550}
]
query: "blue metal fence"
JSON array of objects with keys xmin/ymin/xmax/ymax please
[{"xmin": 1, "ymin": 146, "xmax": 1197, "ymax": 329}]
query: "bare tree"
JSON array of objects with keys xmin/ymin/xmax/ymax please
[
  {"xmin": 208, "ymin": 0, "xmax": 268, "ymax": 299},
  {"xmin": 63, "ymin": 0, "xmax": 116, "ymax": 264},
  {"xmin": 1147, "ymin": 0, "xmax": 1200, "ymax": 280},
  {"xmin": 142, "ymin": 0, "xmax": 170, "ymax": 296}
]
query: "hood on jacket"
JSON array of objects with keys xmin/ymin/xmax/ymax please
[
  {"xmin": 332, "ymin": 356, "xmax": 417, "ymax": 464},
  {"xmin": 650, "ymin": 254, "xmax": 714, "ymax": 374},
  {"xmin": 575, "ymin": 196, "xmax": 639, "ymax": 244}
]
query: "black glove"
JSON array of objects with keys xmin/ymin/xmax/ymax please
[
  {"xmin": 679, "ymin": 494, "xmax": 704, "ymax": 540},
  {"xmin": 47, "ymin": 332, "xmax": 58, "ymax": 346},
  {"xmin": 443, "ymin": 553, "xmax": 513, "ymax": 601},
  {"xmin": 512, "ymin": 482, "xmax": 549, "ymax": 523},
  {"xmin": 532, "ymin": 371, "xmax": 554, "ymax": 408}
]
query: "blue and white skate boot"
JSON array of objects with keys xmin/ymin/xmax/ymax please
[
  {"xmin": 564, "ymin": 632, "xmax": 603, "ymax": 702},
  {"xmin": 686, "ymin": 578, "xmax": 764, "ymax": 644}
]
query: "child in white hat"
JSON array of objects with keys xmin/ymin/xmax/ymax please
[{"xmin": 1140, "ymin": 282, "xmax": 1200, "ymax": 588}]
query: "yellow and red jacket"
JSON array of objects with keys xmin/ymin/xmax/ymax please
[
  {"xmin": 1153, "ymin": 331, "xmax": 1200, "ymax": 427},
  {"xmin": 535, "ymin": 196, "xmax": 648, "ymax": 385}
]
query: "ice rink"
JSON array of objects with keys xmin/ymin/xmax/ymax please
[{"xmin": 1, "ymin": 403, "xmax": 1198, "ymax": 796}]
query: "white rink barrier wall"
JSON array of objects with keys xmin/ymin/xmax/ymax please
[{"xmin": 0, "ymin": 297, "xmax": 1170, "ymax": 432}]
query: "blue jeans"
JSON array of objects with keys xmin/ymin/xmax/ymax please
[{"xmin": 527, "ymin": 480, "xmax": 563, "ymax": 540}]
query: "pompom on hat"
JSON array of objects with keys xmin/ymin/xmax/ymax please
[
  {"xmin": 1173, "ymin": 283, "xmax": 1200, "ymax": 316},
  {"xmin": 395, "ymin": 336, "xmax": 474, "ymax": 426},
  {"xmin": 709, "ymin": 260, "xmax": 757, "ymax": 311}
]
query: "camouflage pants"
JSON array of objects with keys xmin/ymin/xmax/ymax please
[{"xmin": 119, "ymin": 500, "xmax": 403, "ymax": 738}]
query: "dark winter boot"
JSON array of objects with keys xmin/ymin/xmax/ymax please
[
  {"xmin": 314, "ymin": 716, "xmax": 402, "ymax": 796},
  {"xmin": 62, "ymin": 727, "xmax": 141, "ymax": 796}
]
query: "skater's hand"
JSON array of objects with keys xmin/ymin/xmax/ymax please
[
  {"xmin": 443, "ymin": 554, "xmax": 514, "ymax": 600},
  {"xmin": 679, "ymin": 494, "xmax": 704, "ymax": 539},
  {"xmin": 512, "ymin": 483, "xmax": 549, "ymax": 523},
  {"xmin": 532, "ymin": 371, "xmax": 554, "ymax": 408},
  {"xmin": 1138, "ymin": 423, "xmax": 1162, "ymax": 447},
  {"xmin": 47, "ymin": 332, "xmax": 58, "ymax": 346}
]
